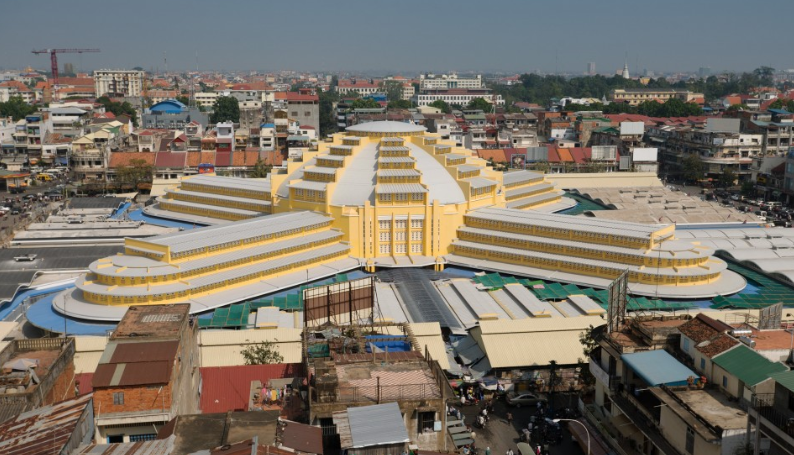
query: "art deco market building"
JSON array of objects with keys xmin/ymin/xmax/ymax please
[{"xmin": 55, "ymin": 122, "xmax": 745, "ymax": 321}]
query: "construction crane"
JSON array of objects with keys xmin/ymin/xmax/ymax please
[{"xmin": 31, "ymin": 48, "xmax": 100, "ymax": 84}]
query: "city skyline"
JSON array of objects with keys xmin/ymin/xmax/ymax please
[{"xmin": 1, "ymin": 0, "xmax": 792, "ymax": 74}]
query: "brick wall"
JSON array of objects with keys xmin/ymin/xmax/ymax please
[
  {"xmin": 44, "ymin": 361, "xmax": 75, "ymax": 404},
  {"xmin": 94, "ymin": 382, "xmax": 173, "ymax": 416}
]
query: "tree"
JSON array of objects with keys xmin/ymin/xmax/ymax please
[
  {"xmin": 740, "ymin": 180, "xmax": 755, "ymax": 197},
  {"xmin": 97, "ymin": 96, "xmax": 138, "ymax": 126},
  {"xmin": 176, "ymin": 95, "xmax": 190, "ymax": 106},
  {"xmin": 0, "ymin": 96, "xmax": 37, "ymax": 121},
  {"xmin": 682, "ymin": 154, "xmax": 704, "ymax": 183},
  {"xmin": 428, "ymin": 99, "xmax": 451, "ymax": 114},
  {"xmin": 116, "ymin": 158, "xmax": 153, "ymax": 189},
  {"xmin": 726, "ymin": 104, "xmax": 749, "ymax": 112},
  {"xmin": 379, "ymin": 80, "xmax": 404, "ymax": 102},
  {"xmin": 387, "ymin": 99, "xmax": 413, "ymax": 110},
  {"xmin": 240, "ymin": 339, "xmax": 283, "ymax": 365},
  {"xmin": 210, "ymin": 96, "xmax": 240, "ymax": 124},
  {"xmin": 250, "ymin": 158, "xmax": 271, "ymax": 178},
  {"xmin": 466, "ymin": 97, "xmax": 493, "ymax": 112},
  {"xmin": 769, "ymin": 99, "xmax": 785, "ymax": 110},
  {"xmin": 350, "ymin": 98, "xmax": 380, "ymax": 109},
  {"xmin": 719, "ymin": 168, "xmax": 736, "ymax": 188},
  {"xmin": 318, "ymin": 87, "xmax": 339, "ymax": 137}
]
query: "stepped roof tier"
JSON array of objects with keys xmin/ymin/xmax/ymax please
[{"xmin": 56, "ymin": 122, "xmax": 743, "ymax": 321}]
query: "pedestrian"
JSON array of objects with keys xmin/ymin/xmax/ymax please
[
  {"xmin": 485, "ymin": 447, "xmax": 491, "ymax": 455},
  {"xmin": 506, "ymin": 449, "xmax": 514, "ymax": 455},
  {"xmin": 507, "ymin": 411, "xmax": 513, "ymax": 425}
]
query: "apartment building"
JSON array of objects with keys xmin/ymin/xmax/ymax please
[
  {"xmin": 335, "ymin": 78, "xmax": 380, "ymax": 96},
  {"xmin": 415, "ymin": 88, "xmax": 504, "ymax": 107},
  {"xmin": 609, "ymin": 88, "xmax": 704, "ymax": 106},
  {"xmin": 419, "ymin": 73, "xmax": 483, "ymax": 90},
  {"xmin": 92, "ymin": 304, "xmax": 197, "ymax": 443},
  {"xmin": 94, "ymin": 69, "xmax": 145, "ymax": 97}
]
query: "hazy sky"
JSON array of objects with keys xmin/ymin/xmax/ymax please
[{"xmin": 2, "ymin": 0, "xmax": 792, "ymax": 75}]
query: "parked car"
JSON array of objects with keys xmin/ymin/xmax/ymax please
[{"xmin": 506, "ymin": 392, "xmax": 547, "ymax": 407}]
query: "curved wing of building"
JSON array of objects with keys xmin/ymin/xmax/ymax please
[{"xmin": 58, "ymin": 121, "xmax": 744, "ymax": 320}]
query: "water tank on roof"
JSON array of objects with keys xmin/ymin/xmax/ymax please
[
  {"xmin": 731, "ymin": 329, "xmax": 752, "ymax": 337},
  {"xmin": 739, "ymin": 336, "xmax": 756, "ymax": 348}
]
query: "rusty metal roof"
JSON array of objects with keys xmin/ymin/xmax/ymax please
[
  {"xmin": 73, "ymin": 434, "xmax": 175, "ymax": 454},
  {"xmin": 103, "ymin": 340, "xmax": 179, "ymax": 364},
  {"xmin": 0, "ymin": 393, "xmax": 92, "ymax": 455},
  {"xmin": 281, "ymin": 420, "xmax": 323, "ymax": 454},
  {"xmin": 199, "ymin": 364, "xmax": 304, "ymax": 414},
  {"xmin": 93, "ymin": 361, "xmax": 172, "ymax": 388}
]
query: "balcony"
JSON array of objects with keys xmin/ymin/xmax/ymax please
[
  {"xmin": 749, "ymin": 394, "xmax": 794, "ymax": 454},
  {"xmin": 610, "ymin": 390, "xmax": 684, "ymax": 455}
]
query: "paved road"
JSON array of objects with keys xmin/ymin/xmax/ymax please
[{"xmin": 453, "ymin": 394, "xmax": 584, "ymax": 455}]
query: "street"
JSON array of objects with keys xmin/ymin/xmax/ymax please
[{"xmin": 453, "ymin": 394, "xmax": 585, "ymax": 455}]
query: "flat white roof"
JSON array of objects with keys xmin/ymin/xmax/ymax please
[
  {"xmin": 145, "ymin": 211, "xmax": 331, "ymax": 253},
  {"xmin": 376, "ymin": 184, "xmax": 428, "ymax": 194},
  {"xmin": 346, "ymin": 121, "xmax": 426, "ymax": 134}
]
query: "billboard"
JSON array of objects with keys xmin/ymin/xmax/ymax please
[
  {"xmin": 303, "ymin": 277, "xmax": 374, "ymax": 325},
  {"xmin": 632, "ymin": 148, "xmax": 658, "ymax": 162},
  {"xmin": 706, "ymin": 118, "xmax": 740, "ymax": 134},
  {"xmin": 526, "ymin": 146, "xmax": 548, "ymax": 162},
  {"xmin": 619, "ymin": 156, "xmax": 631, "ymax": 170},
  {"xmin": 591, "ymin": 145, "xmax": 617, "ymax": 161},
  {"xmin": 607, "ymin": 270, "xmax": 629, "ymax": 334},
  {"xmin": 511, "ymin": 154, "xmax": 526, "ymax": 169},
  {"xmin": 620, "ymin": 121, "xmax": 644, "ymax": 136}
]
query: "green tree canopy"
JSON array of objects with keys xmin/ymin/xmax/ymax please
[
  {"xmin": 428, "ymin": 99, "xmax": 452, "ymax": 114},
  {"xmin": 318, "ymin": 86, "xmax": 340, "ymax": 137},
  {"xmin": 682, "ymin": 154, "xmax": 704, "ymax": 183},
  {"xmin": 719, "ymin": 168, "xmax": 736, "ymax": 188},
  {"xmin": 210, "ymin": 96, "xmax": 240, "ymax": 124},
  {"xmin": 116, "ymin": 158, "xmax": 153, "ymax": 189},
  {"xmin": 241, "ymin": 339, "xmax": 283, "ymax": 365},
  {"xmin": 726, "ymin": 104, "xmax": 749, "ymax": 112},
  {"xmin": 387, "ymin": 99, "xmax": 413, "ymax": 110},
  {"xmin": 466, "ymin": 97, "xmax": 493, "ymax": 112},
  {"xmin": 379, "ymin": 80, "xmax": 404, "ymax": 102},
  {"xmin": 350, "ymin": 98, "xmax": 381, "ymax": 109},
  {"xmin": 0, "ymin": 96, "xmax": 37, "ymax": 121},
  {"xmin": 97, "ymin": 96, "xmax": 138, "ymax": 126},
  {"xmin": 250, "ymin": 158, "xmax": 272, "ymax": 178}
]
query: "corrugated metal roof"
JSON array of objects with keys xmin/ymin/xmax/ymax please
[
  {"xmin": 476, "ymin": 330, "xmax": 588, "ymax": 368},
  {"xmin": 145, "ymin": 211, "xmax": 332, "ymax": 253},
  {"xmin": 769, "ymin": 370, "xmax": 794, "ymax": 394},
  {"xmin": 0, "ymin": 393, "xmax": 92, "ymax": 455},
  {"xmin": 621, "ymin": 350, "xmax": 697, "ymax": 386},
  {"xmin": 377, "ymin": 169, "xmax": 421, "ymax": 178},
  {"xmin": 376, "ymin": 184, "xmax": 428, "ymax": 194},
  {"xmin": 185, "ymin": 174, "xmax": 271, "ymax": 194},
  {"xmin": 106, "ymin": 340, "xmax": 179, "ymax": 364},
  {"xmin": 93, "ymin": 360, "xmax": 172, "ymax": 387},
  {"xmin": 289, "ymin": 180, "xmax": 328, "ymax": 191},
  {"xmin": 73, "ymin": 435, "xmax": 175, "ymax": 454},
  {"xmin": 468, "ymin": 206, "xmax": 663, "ymax": 240},
  {"xmin": 461, "ymin": 177, "xmax": 497, "ymax": 189},
  {"xmin": 379, "ymin": 157, "xmax": 415, "ymax": 163},
  {"xmin": 199, "ymin": 363, "xmax": 303, "ymax": 413},
  {"xmin": 281, "ymin": 420, "xmax": 323, "ymax": 454},
  {"xmin": 346, "ymin": 402, "xmax": 409, "ymax": 448},
  {"xmin": 712, "ymin": 345, "xmax": 788, "ymax": 386}
]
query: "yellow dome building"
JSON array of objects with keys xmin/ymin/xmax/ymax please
[{"xmin": 56, "ymin": 122, "xmax": 745, "ymax": 321}]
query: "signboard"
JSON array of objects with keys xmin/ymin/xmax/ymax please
[
  {"xmin": 607, "ymin": 270, "xmax": 629, "ymax": 334},
  {"xmin": 619, "ymin": 121, "xmax": 644, "ymax": 136},
  {"xmin": 759, "ymin": 302, "xmax": 783, "ymax": 330},
  {"xmin": 706, "ymin": 118, "xmax": 740, "ymax": 134},
  {"xmin": 511, "ymin": 154, "xmax": 526, "ymax": 169},
  {"xmin": 632, "ymin": 148, "xmax": 658, "ymax": 162},
  {"xmin": 591, "ymin": 145, "xmax": 617, "ymax": 161},
  {"xmin": 303, "ymin": 277, "xmax": 374, "ymax": 325},
  {"xmin": 619, "ymin": 156, "xmax": 631, "ymax": 170}
]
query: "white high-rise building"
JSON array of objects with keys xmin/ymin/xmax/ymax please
[{"xmin": 94, "ymin": 69, "xmax": 145, "ymax": 97}]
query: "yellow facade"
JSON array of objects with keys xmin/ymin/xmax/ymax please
[{"xmin": 73, "ymin": 121, "xmax": 731, "ymax": 309}]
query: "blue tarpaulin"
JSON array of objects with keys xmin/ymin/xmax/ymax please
[{"xmin": 621, "ymin": 350, "xmax": 697, "ymax": 387}]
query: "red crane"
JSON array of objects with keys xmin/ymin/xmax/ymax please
[{"xmin": 31, "ymin": 48, "xmax": 100, "ymax": 84}]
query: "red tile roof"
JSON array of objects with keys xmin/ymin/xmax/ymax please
[
  {"xmin": 199, "ymin": 363, "xmax": 304, "ymax": 414},
  {"xmin": 215, "ymin": 151, "xmax": 231, "ymax": 166},
  {"xmin": 274, "ymin": 92, "xmax": 318, "ymax": 102},
  {"xmin": 109, "ymin": 152, "xmax": 155, "ymax": 169},
  {"xmin": 155, "ymin": 151, "xmax": 187, "ymax": 168},
  {"xmin": 56, "ymin": 77, "xmax": 94, "ymax": 87},
  {"xmin": 476, "ymin": 149, "xmax": 507, "ymax": 162}
]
